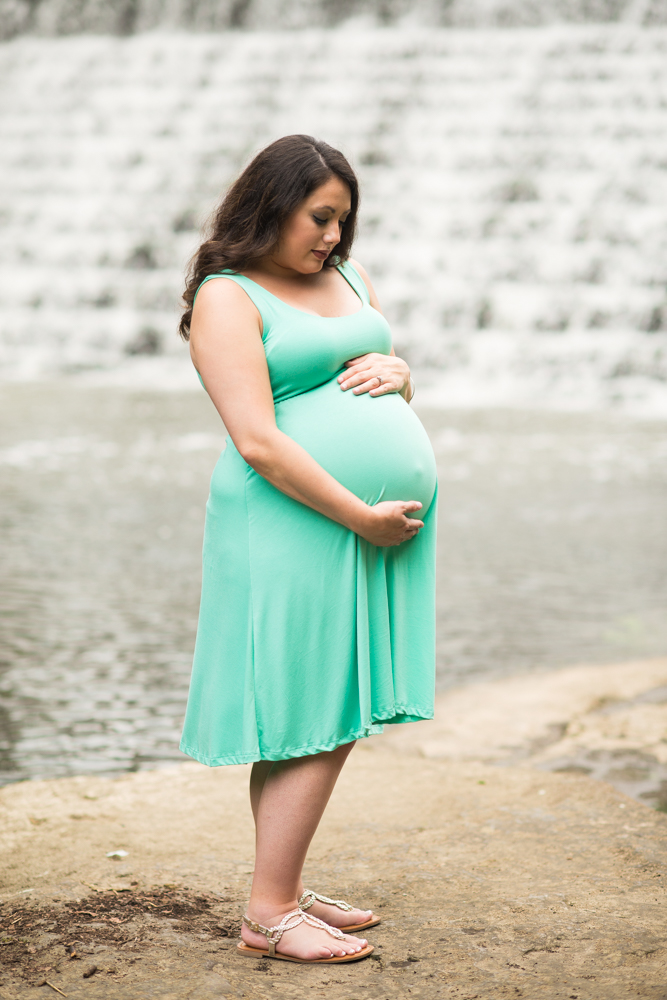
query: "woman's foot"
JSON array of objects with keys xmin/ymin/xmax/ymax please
[
  {"xmin": 298, "ymin": 888, "xmax": 377, "ymax": 930},
  {"xmin": 302, "ymin": 897, "xmax": 374, "ymax": 930},
  {"xmin": 241, "ymin": 905, "xmax": 368, "ymax": 961}
]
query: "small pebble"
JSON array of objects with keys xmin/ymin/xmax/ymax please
[{"xmin": 82, "ymin": 965, "xmax": 97, "ymax": 979}]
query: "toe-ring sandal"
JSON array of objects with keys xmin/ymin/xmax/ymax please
[
  {"xmin": 237, "ymin": 908, "xmax": 374, "ymax": 964},
  {"xmin": 299, "ymin": 889, "xmax": 381, "ymax": 933}
]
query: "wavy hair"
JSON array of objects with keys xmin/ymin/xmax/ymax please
[{"xmin": 178, "ymin": 135, "xmax": 360, "ymax": 340}]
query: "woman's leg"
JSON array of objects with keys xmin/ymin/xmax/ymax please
[
  {"xmin": 242, "ymin": 743, "xmax": 367, "ymax": 959},
  {"xmin": 249, "ymin": 749, "xmax": 373, "ymax": 932},
  {"xmin": 249, "ymin": 758, "xmax": 273, "ymax": 824}
]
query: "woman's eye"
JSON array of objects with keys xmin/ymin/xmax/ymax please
[{"xmin": 313, "ymin": 216, "xmax": 328, "ymax": 225}]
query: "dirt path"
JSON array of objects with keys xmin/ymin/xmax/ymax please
[{"xmin": 1, "ymin": 660, "xmax": 666, "ymax": 999}]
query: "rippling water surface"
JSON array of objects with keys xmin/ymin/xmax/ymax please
[{"xmin": 1, "ymin": 382, "xmax": 666, "ymax": 784}]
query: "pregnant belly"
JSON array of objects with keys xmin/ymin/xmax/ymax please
[{"xmin": 275, "ymin": 377, "xmax": 437, "ymax": 514}]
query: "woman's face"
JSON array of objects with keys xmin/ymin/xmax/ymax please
[{"xmin": 272, "ymin": 175, "xmax": 352, "ymax": 275}]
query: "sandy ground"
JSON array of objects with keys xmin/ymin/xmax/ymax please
[
  {"xmin": 1, "ymin": 658, "xmax": 666, "ymax": 999},
  {"xmin": 382, "ymin": 656, "xmax": 667, "ymax": 805}
]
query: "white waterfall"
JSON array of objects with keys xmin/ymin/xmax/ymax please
[
  {"xmin": 1, "ymin": 23, "xmax": 667, "ymax": 412},
  {"xmin": 4, "ymin": 0, "xmax": 667, "ymax": 37}
]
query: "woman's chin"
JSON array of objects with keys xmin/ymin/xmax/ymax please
[{"xmin": 282, "ymin": 258, "xmax": 324, "ymax": 274}]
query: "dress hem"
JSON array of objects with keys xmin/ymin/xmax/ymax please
[{"xmin": 179, "ymin": 709, "xmax": 433, "ymax": 767}]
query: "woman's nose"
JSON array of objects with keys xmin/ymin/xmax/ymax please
[{"xmin": 325, "ymin": 222, "xmax": 342, "ymax": 244}]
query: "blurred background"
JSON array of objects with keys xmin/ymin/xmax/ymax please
[{"xmin": 1, "ymin": 0, "xmax": 666, "ymax": 788}]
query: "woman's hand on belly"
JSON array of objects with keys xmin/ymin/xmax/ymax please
[
  {"xmin": 338, "ymin": 352, "xmax": 410, "ymax": 398},
  {"xmin": 357, "ymin": 500, "xmax": 424, "ymax": 547}
]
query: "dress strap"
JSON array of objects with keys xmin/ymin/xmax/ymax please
[{"xmin": 337, "ymin": 260, "xmax": 370, "ymax": 305}]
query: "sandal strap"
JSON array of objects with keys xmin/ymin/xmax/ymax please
[
  {"xmin": 299, "ymin": 889, "xmax": 353, "ymax": 913},
  {"xmin": 242, "ymin": 908, "xmax": 346, "ymax": 958}
]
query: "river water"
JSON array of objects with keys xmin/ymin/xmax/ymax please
[{"xmin": 1, "ymin": 380, "xmax": 666, "ymax": 785}]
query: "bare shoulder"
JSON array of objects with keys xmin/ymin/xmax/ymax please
[
  {"xmin": 348, "ymin": 257, "xmax": 382, "ymax": 312},
  {"xmin": 191, "ymin": 275, "xmax": 262, "ymax": 336},
  {"xmin": 348, "ymin": 257, "xmax": 372, "ymax": 285},
  {"xmin": 193, "ymin": 275, "xmax": 257, "ymax": 314}
]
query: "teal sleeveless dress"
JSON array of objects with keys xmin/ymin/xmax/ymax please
[{"xmin": 180, "ymin": 261, "xmax": 437, "ymax": 766}]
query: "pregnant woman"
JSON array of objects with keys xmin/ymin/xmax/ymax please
[{"xmin": 178, "ymin": 135, "xmax": 437, "ymax": 964}]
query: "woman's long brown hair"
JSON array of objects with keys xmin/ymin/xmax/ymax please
[{"xmin": 178, "ymin": 135, "xmax": 360, "ymax": 340}]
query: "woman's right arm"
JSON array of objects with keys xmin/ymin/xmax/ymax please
[{"xmin": 189, "ymin": 279, "xmax": 423, "ymax": 547}]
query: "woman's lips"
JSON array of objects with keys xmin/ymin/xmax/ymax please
[{"xmin": 312, "ymin": 249, "xmax": 328, "ymax": 260}]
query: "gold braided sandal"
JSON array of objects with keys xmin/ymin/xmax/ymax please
[
  {"xmin": 237, "ymin": 908, "xmax": 374, "ymax": 964},
  {"xmin": 299, "ymin": 889, "xmax": 381, "ymax": 933}
]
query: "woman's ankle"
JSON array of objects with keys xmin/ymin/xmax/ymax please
[{"xmin": 246, "ymin": 897, "xmax": 300, "ymax": 923}]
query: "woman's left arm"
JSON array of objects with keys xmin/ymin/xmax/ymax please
[{"xmin": 338, "ymin": 259, "xmax": 414, "ymax": 402}]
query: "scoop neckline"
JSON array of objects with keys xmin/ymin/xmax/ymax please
[{"xmin": 236, "ymin": 265, "xmax": 366, "ymax": 320}]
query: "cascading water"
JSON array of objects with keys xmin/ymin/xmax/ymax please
[
  {"xmin": 1, "ymin": 21, "xmax": 667, "ymax": 411},
  {"xmin": 3, "ymin": 0, "xmax": 667, "ymax": 36}
]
